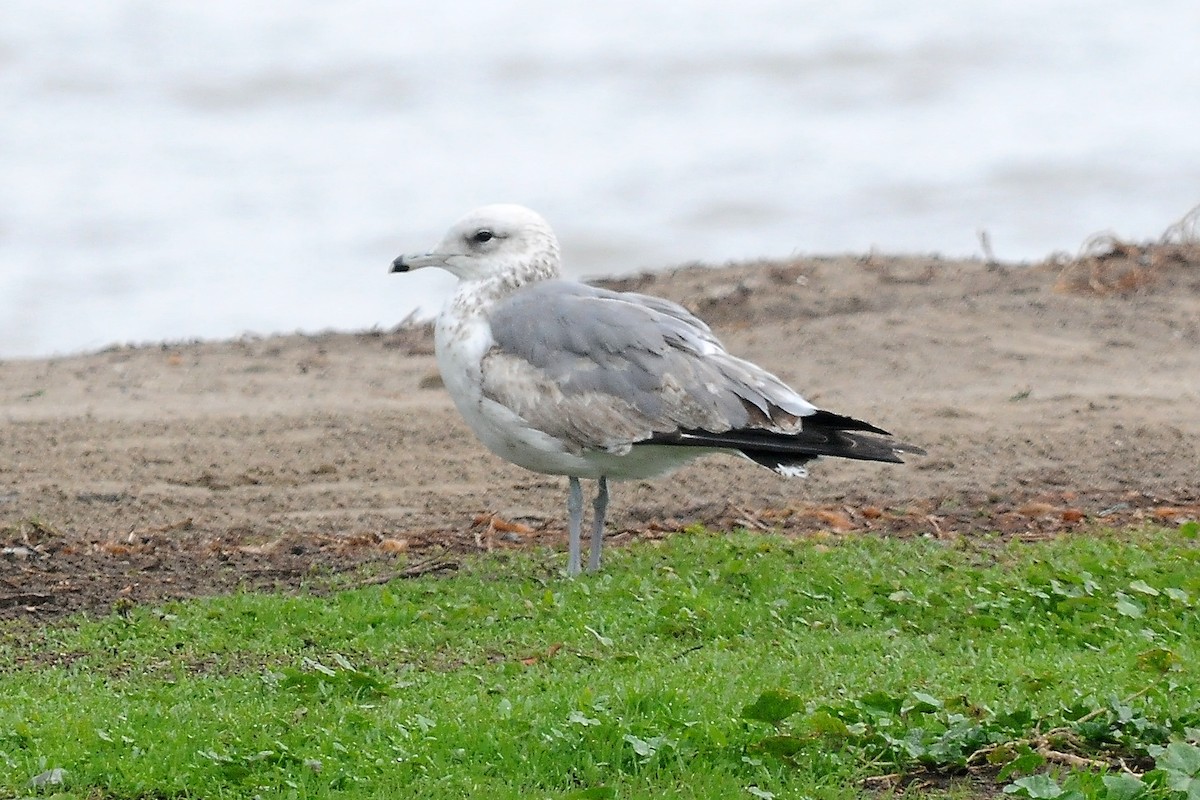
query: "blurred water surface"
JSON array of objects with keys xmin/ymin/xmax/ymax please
[{"xmin": 2, "ymin": 1, "xmax": 1198, "ymax": 357}]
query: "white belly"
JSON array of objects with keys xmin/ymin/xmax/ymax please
[{"xmin": 434, "ymin": 304, "xmax": 580, "ymax": 473}]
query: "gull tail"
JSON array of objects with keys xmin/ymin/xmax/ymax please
[{"xmin": 645, "ymin": 409, "xmax": 926, "ymax": 478}]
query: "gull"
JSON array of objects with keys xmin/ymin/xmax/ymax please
[{"xmin": 391, "ymin": 205, "xmax": 923, "ymax": 575}]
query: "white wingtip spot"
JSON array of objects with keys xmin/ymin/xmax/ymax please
[{"xmin": 775, "ymin": 464, "xmax": 809, "ymax": 479}]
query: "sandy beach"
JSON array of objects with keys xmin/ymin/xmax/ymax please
[{"xmin": 3, "ymin": 239, "xmax": 1198, "ymax": 620}]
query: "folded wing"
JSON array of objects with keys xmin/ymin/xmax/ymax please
[{"xmin": 481, "ymin": 280, "xmax": 922, "ymax": 468}]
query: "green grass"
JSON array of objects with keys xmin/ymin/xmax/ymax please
[{"xmin": 2, "ymin": 526, "xmax": 1200, "ymax": 799}]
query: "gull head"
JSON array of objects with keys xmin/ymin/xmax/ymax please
[{"xmin": 391, "ymin": 204, "xmax": 561, "ymax": 284}]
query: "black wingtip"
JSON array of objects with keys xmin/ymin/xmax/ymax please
[
  {"xmin": 804, "ymin": 409, "xmax": 927, "ymax": 460},
  {"xmin": 641, "ymin": 408, "xmax": 925, "ymax": 467},
  {"xmin": 803, "ymin": 408, "xmax": 891, "ymax": 436},
  {"xmin": 892, "ymin": 442, "xmax": 928, "ymax": 458}
]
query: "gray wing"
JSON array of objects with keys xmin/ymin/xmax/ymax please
[
  {"xmin": 612, "ymin": 291, "xmax": 717, "ymax": 337},
  {"xmin": 481, "ymin": 280, "xmax": 815, "ymax": 453}
]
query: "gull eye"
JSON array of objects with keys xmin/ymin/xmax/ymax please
[{"xmin": 471, "ymin": 229, "xmax": 494, "ymax": 244}]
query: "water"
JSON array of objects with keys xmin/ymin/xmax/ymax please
[{"xmin": 2, "ymin": 1, "xmax": 1198, "ymax": 359}]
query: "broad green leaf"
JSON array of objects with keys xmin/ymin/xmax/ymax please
[
  {"xmin": 755, "ymin": 735, "xmax": 806, "ymax": 759},
  {"xmin": 567, "ymin": 711, "xmax": 600, "ymax": 727},
  {"xmin": 860, "ymin": 691, "xmax": 905, "ymax": 716},
  {"xmin": 1115, "ymin": 593, "xmax": 1145, "ymax": 618},
  {"xmin": 803, "ymin": 709, "xmax": 850, "ymax": 737},
  {"xmin": 996, "ymin": 708, "xmax": 1037, "ymax": 728},
  {"xmin": 1101, "ymin": 773, "xmax": 1146, "ymax": 800},
  {"xmin": 1160, "ymin": 742, "xmax": 1200, "ymax": 779},
  {"xmin": 623, "ymin": 734, "xmax": 672, "ymax": 759},
  {"xmin": 741, "ymin": 689, "xmax": 805, "ymax": 724},
  {"xmin": 1167, "ymin": 774, "xmax": 1196, "ymax": 794},
  {"xmin": 997, "ymin": 745, "xmax": 1047, "ymax": 780},
  {"xmin": 1005, "ymin": 773, "xmax": 1064, "ymax": 799},
  {"xmin": 623, "ymin": 734, "xmax": 654, "ymax": 757}
]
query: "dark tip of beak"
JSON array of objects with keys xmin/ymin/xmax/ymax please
[{"xmin": 390, "ymin": 255, "xmax": 409, "ymax": 273}]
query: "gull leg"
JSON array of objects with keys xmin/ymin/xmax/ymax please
[
  {"xmin": 587, "ymin": 476, "xmax": 609, "ymax": 573},
  {"xmin": 567, "ymin": 477, "xmax": 583, "ymax": 577}
]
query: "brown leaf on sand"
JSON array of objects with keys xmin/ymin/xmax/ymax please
[
  {"xmin": 472, "ymin": 514, "xmax": 534, "ymax": 534},
  {"xmin": 816, "ymin": 509, "xmax": 855, "ymax": 532},
  {"xmin": 379, "ymin": 537, "xmax": 409, "ymax": 554}
]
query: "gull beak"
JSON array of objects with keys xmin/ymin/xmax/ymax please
[{"xmin": 389, "ymin": 252, "xmax": 449, "ymax": 274}]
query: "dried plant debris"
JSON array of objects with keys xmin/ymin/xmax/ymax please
[
  {"xmin": 1053, "ymin": 203, "xmax": 1200, "ymax": 295},
  {"xmin": 378, "ymin": 310, "xmax": 435, "ymax": 355}
]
